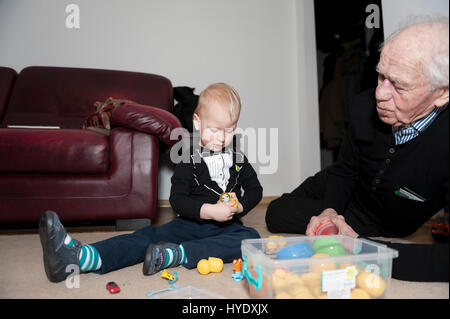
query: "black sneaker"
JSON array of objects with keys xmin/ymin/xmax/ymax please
[
  {"xmin": 142, "ymin": 242, "xmax": 181, "ymax": 276},
  {"xmin": 39, "ymin": 210, "xmax": 82, "ymax": 283}
]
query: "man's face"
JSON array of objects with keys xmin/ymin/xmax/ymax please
[
  {"xmin": 193, "ymin": 101, "xmax": 238, "ymax": 152},
  {"xmin": 375, "ymin": 38, "xmax": 444, "ymax": 127}
]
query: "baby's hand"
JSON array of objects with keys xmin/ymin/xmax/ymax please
[
  {"xmin": 200, "ymin": 202, "xmax": 238, "ymax": 222},
  {"xmin": 226, "ymin": 192, "xmax": 244, "ymax": 214}
]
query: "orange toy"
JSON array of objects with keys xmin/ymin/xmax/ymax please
[{"xmin": 232, "ymin": 258, "xmax": 243, "ymax": 272}]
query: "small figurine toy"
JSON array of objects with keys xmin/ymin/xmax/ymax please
[{"xmin": 232, "ymin": 258, "xmax": 244, "ymax": 282}]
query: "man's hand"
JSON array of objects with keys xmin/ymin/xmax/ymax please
[
  {"xmin": 330, "ymin": 215, "xmax": 359, "ymax": 238},
  {"xmin": 305, "ymin": 208, "xmax": 359, "ymax": 238},
  {"xmin": 305, "ymin": 208, "xmax": 338, "ymax": 236},
  {"xmin": 200, "ymin": 202, "xmax": 239, "ymax": 222}
]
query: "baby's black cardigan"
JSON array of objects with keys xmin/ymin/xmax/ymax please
[{"xmin": 169, "ymin": 146, "xmax": 263, "ymax": 223}]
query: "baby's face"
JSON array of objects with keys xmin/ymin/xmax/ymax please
[{"xmin": 194, "ymin": 101, "xmax": 239, "ymax": 152}]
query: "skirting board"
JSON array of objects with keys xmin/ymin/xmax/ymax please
[{"xmin": 158, "ymin": 196, "xmax": 279, "ymax": 208}]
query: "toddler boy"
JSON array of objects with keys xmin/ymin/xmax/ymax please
[{"xmin": 39, "ymin": 83, "xmax": 262, "ymax": 282}]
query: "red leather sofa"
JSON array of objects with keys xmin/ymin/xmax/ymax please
[{"xmin": 0, "ymin": 66, "xmax": 181, "ymax": 224}]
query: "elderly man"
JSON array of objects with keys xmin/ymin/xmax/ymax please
[{"xmin": 266, "ymin": 16, "xmax": 449, "ymax": 281}]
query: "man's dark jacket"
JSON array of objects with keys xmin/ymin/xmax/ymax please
[{"xmin": 325, "ymin": 89, "xmax": 449, "ymax": 237}]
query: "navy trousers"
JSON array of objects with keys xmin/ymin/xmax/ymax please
[{"xmin": 91, "ymin": 217, "xmax": 259, "ymax": 274}]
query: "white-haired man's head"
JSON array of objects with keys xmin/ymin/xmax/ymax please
[
  {"xmin": 380, "ymin": 15, "xmax": 449, "ymax": 91},
  {"xmin": 375, "ymin": 15, "xmax": 449, "ymax": 127}
]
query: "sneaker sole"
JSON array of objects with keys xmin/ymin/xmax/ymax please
[
  {"xmin": 38, "ymin": 210, "xmax": 75, "ymax": 283},
  {"xmin": 143, "ymin": 243, "xmax": 158, "ymax": 276},
  {"xmin": 39, "ymin": 211, "xmax": 58, "ymax": 282}
]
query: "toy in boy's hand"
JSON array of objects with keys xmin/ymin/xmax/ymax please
[
  {"xmin": 276, "ymin": 242, "xmax": 313, "ymax": 260},
  {"xmin": 197, "ymin": 257, "xmax": 224, "ymax": 275},
  {"xmin": 315, "ymin": 220, "xmax": 338, "ymax": 236},
  {"xmin": 232, "ymin": 258, "xmax": 244, "ymax": 282},
  {"xmin": 220, "ymin": 192, "xmax": 238, "ymax": 208}
]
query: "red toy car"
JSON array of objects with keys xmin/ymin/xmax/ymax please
[
  {"xmin": 432, "ymin": 220, "xmax": 449, "ymax": 242},
  {"xmin": 106, "ymin": 281, "xmax": 121, "ymax": 294}
]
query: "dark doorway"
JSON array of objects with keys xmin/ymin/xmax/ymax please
[{"xmin": 314, "ymin": 0, "xmax": 384, "ymax": 169}]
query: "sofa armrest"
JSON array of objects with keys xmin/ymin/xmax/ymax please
[{"xmin": 110, "ymin": 103, "xmax": 182, "ymax": 146}]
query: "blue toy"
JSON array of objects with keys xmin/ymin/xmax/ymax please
[
  {"xmin": 146, "ymin": 284, "xmax": 179, "ymax": 297},
  {"xmin": 232, "ymin": 271, "xmax": 244, "ymax": 282},
  {"xmin": 276, "ymin": 242, "xmax": 313, "ymax": 260}
]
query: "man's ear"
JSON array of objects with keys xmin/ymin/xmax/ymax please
[
  {"xmin": 434, "ymin": 86, "xmax": 449, "ymax": 107},
  {"xmin": 193, "ymin": 113, "xmax": 201, "ymax": 131}
]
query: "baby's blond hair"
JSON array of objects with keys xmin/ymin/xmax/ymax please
[{"xmin": 195, "ymin": 83, "xmax": 241, "ymax": 120}]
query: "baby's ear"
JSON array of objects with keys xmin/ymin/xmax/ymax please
[{"xmin": 193, "ymin": 113, "xmax": 201, "ymax": 131}]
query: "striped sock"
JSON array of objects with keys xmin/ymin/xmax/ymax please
[
  {"xmin": 64, "ymin": 234, "xmax": 102, "ymax": 272},
  {"xmin": 162, "ymin": 245, "xmax": 187, "ymax": 268},
  {"xmin": 79, "ymin": 245, "xmax": 102, "ymax": 272},
  {"xmin": 179, "ymin": 244, "xmax": 187, "ymax": 264},
  {"xmin": 64, "ymin": 234, "xmax": 75, "ymax": 247},
  {"xmin": 163, "ymin": 248, "xmax": 174, "ymax": 268}
]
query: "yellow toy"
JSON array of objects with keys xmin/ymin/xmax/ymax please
[
  {"xmin": 220, "ymin": 192, "xmax": 238, "ymax": 208},
  {"xmin": 208, "ymin": 257, "xmax": 224, "ymax": 272},
  {"xmin": 196, "ymin": 257, "xmax": 224, "ymax": 275},
  {"xmin": 350, "ymin": 288, "xmax": 371, "ymax": 299},
  {"xmin": 197, "ymin": 259, "xmax": 211, "ymax": 275},
  {"xmin": 160, "ymin": 269, "xmax": 178, "ymax": 285},
  {"xmin": 356, "ymin": 270, "xmax": 386, "ymax": 298},
  {"xmin": 264, "ymin": 235, "xmax": 286, "ymax": 254},
  {"xmin": 309, "ymin": 253, "xmax": 337, "ymax": 273}
]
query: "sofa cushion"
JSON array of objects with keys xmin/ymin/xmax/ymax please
[
  {"xmin": 0, "ymin": 128, "xmax": 109, "ymax": 173},
  {"xmin": 111, "ymin": 103, "xmax": 182, "ymax": 146}
]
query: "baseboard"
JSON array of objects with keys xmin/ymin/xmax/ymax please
[
  {"xmin": 158, "ymin": 196, "xmax": 279, "ymax": 208},
  {"xmin": 158, "ymin": 200, "xmax": 171, "ymax": 207},
  {"xmin": 259, "ymin": 196, "xmax": 279, "ymax": 205}
]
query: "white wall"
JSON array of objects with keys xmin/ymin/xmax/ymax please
[
  {"xmin": 295, "ymin": 0, "xmax": 321, "ymax": 182},
  {"xmin": 0, "ymin": 0, "xmax": 321, "ymax": 199},
  {"xmin": 382, "ymin": 0, "xmax": 449, "ymax": 38}
]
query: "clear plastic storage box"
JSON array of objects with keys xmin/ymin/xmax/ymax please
[{"xmin": 242, "ymin": 235, "xmax": 398, "ymax": 299}]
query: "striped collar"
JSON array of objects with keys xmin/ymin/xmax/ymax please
[{"xmin": 392, "ymin": 104, "xmax": 447, "ymax": 145}]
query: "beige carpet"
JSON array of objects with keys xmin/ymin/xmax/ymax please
[{"xmin": 0, "ymin": 205, "xmax": 448, "ymax": 299}]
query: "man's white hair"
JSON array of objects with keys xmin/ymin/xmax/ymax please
[{"xmin": 381, "ymin": 15, "xmax": 449, "ymax": 91}]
